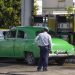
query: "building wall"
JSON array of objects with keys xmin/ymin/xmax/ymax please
[
  {"xmin": 42, "ymin": 0, "xmax": 73, "ymax": 15},
  {"xmin": 42, "ymin": 0, "xmax": 74, "ymax": 44},
  {"xmin": 42, "ymin": 0, "xmax": 73, "ymax": 31},
  {"xmin": 74, "ymin": 16, "xmax": 75, "ymax": 32},
  {"xmin": 48, "ymin": 15, "xmax": 56, "ymax": 31}
]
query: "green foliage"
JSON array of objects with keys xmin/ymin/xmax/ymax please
[
  {"xmin": 0, "ymin": 0, "xmax": 38, "ymax": 28},
  {"xmin": 34, "ymin": 0, "xmax": 38, "ymax": 15},
  {"xmin": 0, "ymin": 0, "xmax": 21, "ymax": 28}
]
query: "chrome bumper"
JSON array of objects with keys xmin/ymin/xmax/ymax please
[{"xmin": 49, "ymin": 53, "xmax": 74, "ymax": 57}]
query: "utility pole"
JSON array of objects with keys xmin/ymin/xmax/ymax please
[{"xmin": 21, "ymin": 0, "xmax": 34, "ymax": 26}]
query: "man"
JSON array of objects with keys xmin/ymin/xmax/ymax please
[{"xmin": 35, "ymin": 27, "xmax": 52, "ymax": 71}]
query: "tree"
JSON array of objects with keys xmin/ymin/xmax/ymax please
[
  {"xmin": 34, "ymin": 0, "xmax": 38, "ymax": 15},
  {"xmin": 0, "ymin": 0, "xmax": 21, "ymax": 28},
  {"xmin": 0, "ymin": 0, "xmax": 38, "ymax": 28}
]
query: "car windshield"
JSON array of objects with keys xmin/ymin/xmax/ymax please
[{"xmin": 6, "ymin": 30, "xmax": 16, "ymax": 38}]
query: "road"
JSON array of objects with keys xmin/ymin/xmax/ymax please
[{"xmin": 0, "ymin": 59, "xmax": 75, "ymax": 75}]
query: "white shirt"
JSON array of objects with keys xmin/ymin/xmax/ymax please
[{"xmin": 35, "ymin": 31, "xmax": 52, "ymax": 49}]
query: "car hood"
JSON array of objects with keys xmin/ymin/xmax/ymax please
[
  {"xmin": 52, "ymin": 38, "xmax": 68, "ymax": 44},
  {"xmin": 52, "ymin": 38, "xmax": 75, "ymax": 55}
]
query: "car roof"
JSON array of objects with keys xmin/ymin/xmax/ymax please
[{"xmin": 10, "ymin": 26, "xmax": 54, "ymax": 32}]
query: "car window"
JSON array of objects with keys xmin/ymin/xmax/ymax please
[
  {"xmin": 17, "ymin": 30, "xmax": 27, "ymax": 39},
  {"xmin": 0, "ymin": 30, "xmax": 9, "ymax": 39},
  {"xmin": 0, "ymin": 31, "xmax": 4, "ymax": 39},
  {"xmin": 3, "ymin": 31, "xmax": 8, "ymax": 39},
  {"xmin": 6, "ymin": 30, "xmax": 16, "ymax": 38}
]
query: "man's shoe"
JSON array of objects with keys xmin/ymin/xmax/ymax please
[{"xmin": 43, "ymin": 68, "xmax": 48, "ymax": 71}]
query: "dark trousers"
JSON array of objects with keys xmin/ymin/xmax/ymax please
[{"xmin": 37, "ymin": 46, "xmax": 50, "ymax": 70}]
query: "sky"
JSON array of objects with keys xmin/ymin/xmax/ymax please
[{"xmin": 73, "ymin": 0, "xmax": 75, "ymax": 2}]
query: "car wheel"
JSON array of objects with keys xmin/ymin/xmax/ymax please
[
  {"xmin": 55, "ymin": 58, "xmax": 65, "ymax": 66},
  {"xmin": 25, "ymin": 52, "xmax": 35, "ymax": 65}
]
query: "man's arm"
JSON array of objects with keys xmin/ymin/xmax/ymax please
[{"xmin": 48, "ymin": 35, "xmax": 52, "ymax": 50}]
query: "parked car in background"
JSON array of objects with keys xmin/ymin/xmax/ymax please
[{"xmin": 0, "ymin": 26, "xmax": 74, "ymax": 65}]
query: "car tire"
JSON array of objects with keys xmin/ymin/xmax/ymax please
[{"xmin": 25, "ymin": 52, "xmax": 35, "ymax": 65}]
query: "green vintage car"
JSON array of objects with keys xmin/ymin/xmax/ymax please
[{"xmin": 0, "ymin": 26, "xmax": 75, "ymax": 65}]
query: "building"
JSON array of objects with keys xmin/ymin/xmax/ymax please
[
  {"xmin": 42, "ymin": 0, "xmax": 73, "ymax": 14},
  {"xmin": 42, "ymin": 0, "xmax": 75, "ymax": 44}
]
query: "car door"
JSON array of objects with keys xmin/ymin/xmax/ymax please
[
  {"xmin": 0, "ymin": 30, "xmax": 16, "ymax": 57},
  {"xmin": 14, "ymin": 30, "xmax": 26, "ymax": 57}
]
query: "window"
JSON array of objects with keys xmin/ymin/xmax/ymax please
[
  {"xmin": 6, "ymin": 30, "xmax": 16, "ymax": 38},
  {"xmin": 34, "ymin": 16, "xmax": 43, "ymax": 23},
  {"xmin": 17, "ymin": 30, "xmax": 25, "ymax": 38}
]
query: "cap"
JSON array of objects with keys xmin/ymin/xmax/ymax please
[{"xmin": 44, "ymin": 27, "xmax": 49, "ymax": 31}]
